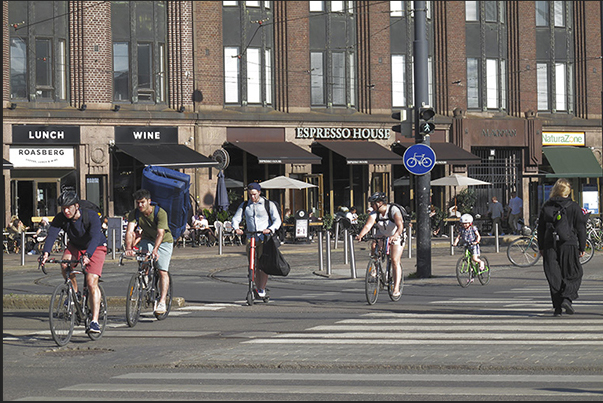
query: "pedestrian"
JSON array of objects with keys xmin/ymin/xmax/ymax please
[
  {"xmin": 537, "ymin": 178, "xmax": 588, "ymax": 317},
  {"xmin": 124, "ymin": 189, "xmax": 173, "ymax": 315},
  {"xmin": 507, "ymin": 191, "xmax": 523, "ymax": 234},
  {"xmin": 486, "ymin": 196, "xmax": 505, "ymax": 235},
  {"xmin": 232, "ymin": 182, "xmax": 282, "ymax": 300},
  {"xmin": 40, "ymin": 191, "xmax": 108, "ymax": 333}
]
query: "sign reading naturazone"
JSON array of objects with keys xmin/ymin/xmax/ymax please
[
  {"xmin": 296, "ymin": 127, "xmax": 391, "ymax": 140},
  {"xmin": 542, "ymin": 132, "xmax": 585, "ymax": 146}
]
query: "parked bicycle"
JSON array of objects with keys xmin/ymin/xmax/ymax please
[
  {"xmin": 364, "ymin": 237, "xmax": 403, "ymax": 305},
  {"xmin": 245, "ymin": 231, "xmax": 269, "ymax": 306},
  {"xmin": 119, "ymin": 249, "xmax": 173, "ymax": 326},
  {"xmin": 39, "ymin": 255, "xmax": 108, "ymax": 347},
  {"xmin": 456, "ymin": 243, "xmax": 491, "ymax": 288}
]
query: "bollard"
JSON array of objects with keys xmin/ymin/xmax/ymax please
[
  {"xmin": 21, "ymin": 232, "xmax": 26, "ymax": 266},
  {"xmin": 112, "ymin": 228, "xmax": 116, "ymax": 260},
  {"xmin": 495, "ymin": 223, "xmax": 500, "ymax": 253},
  {"xmin": 407, "ymin": 225, "xmax": 412, "ymax": 259},
  {"xmin": 325, "ymin": 230, "xmax": 332, "ymax": 276},
  {"xmin": 349, "ymin": 231, "xmax": 356, "ymax": 278},
  {"xmin": 218, "ymin": 224, "xmax": 223, "ymax": 255},
  {"xmin": 318, "ymin": 229, "xmax": 324, "ymax": 271},
  {"xmin": 343, "ymin": 228, "xmax": 349, "ymax": 264},
  {"xmin": 333, "ymin": 221, "xmax": 340, "ymax": 249},
  {"xmin": 450, "ymin": 224, "xmax": 455, "ymax": 255}
]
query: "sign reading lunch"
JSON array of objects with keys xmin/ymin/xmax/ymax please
[{"xmin": 296, "ymin": 127, "xmax": 391, "ymax": 140}]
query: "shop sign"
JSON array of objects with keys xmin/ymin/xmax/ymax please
[
  {"xmin": 12, "ymin": 125, "xmax": 80, "ymax": 144},
  {"xmin": 9, "ymin": 146, "xmax": 75, "ymax": 168},
  {"xmin": 542, "ymin": 132, "xmax": 585, "ymax": 146},
  {"xmin": 115, "ymin": 126, "xmax": 178, "ymax": 144},
  {"xmin": 295, "ymin": 127, "xmax": 390, "ymax": 140}
]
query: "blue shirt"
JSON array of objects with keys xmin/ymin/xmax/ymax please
[
  {"xmin": 232, "ymin": 197, "xmax": 282, "ymax": 238},
  {"xmin": 43, "ymin": 208, "xmax": 107, "ymax": 256}
]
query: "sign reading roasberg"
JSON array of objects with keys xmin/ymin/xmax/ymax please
[{"xmin": 296, "ymin": 127, "xmax": 391, "ymax": 140}]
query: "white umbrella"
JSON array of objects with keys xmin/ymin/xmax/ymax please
[
  {"xmin": 260, "ymin": 175, "xmax": 318, "ymax": 190},
  {"xmin": 430, "ymin": 174, "xmax": 491, "ymax": 210},
  {"xmin": 224, "ymin": 177, "xmax": 244, "ymax": 188}
]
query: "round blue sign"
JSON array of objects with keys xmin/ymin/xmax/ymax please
[{"xmin": 403, "ymin": 143, "xmax": 436, "ymax": 175}]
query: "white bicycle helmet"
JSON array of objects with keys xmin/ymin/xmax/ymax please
[{"xmin": 460, "ymin": 213, "xmax": 473, "ymax": 224}]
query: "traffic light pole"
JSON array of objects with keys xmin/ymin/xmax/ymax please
[{"xmin": 413, "ymin": 1, "xmax": 431, "ymax": 278}]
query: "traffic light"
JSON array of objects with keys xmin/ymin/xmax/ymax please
[
  {"xmin": 417, "ymin": 106, "xmax": 435, "ymax": 136},
  {"xmin": 391, "ymin": 108, "xmax": 413, "ymax": 138}
]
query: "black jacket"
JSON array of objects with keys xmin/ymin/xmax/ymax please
[{"xmin": 537, "ymin": 196, "xmax": 587, "ymax": 251}]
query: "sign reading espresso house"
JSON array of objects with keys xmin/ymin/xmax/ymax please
[{"xmin": 296, "ymin": 127, "xmax": 391, "ymax": 140}]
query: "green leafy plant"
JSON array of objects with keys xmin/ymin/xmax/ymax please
[
  {"xmin": 456, "ymin": 188, "xmax": 477, "ymax": 214},
  {"xmin": 322, "ymin": 214, "xmax": 333, "ymax": 230}
]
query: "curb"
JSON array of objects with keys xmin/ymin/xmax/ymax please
[{"xmin": 3, "ymin": 294, "xmax": 186, "ymax": 310}]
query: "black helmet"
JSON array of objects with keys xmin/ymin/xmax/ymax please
[
  {"xmin": 368, "ymin": 192, "xmax": 387, "ymax": 203},
  {"xmin": 57, "ymin": 190, "xmax": 79, "ymax": 207}
]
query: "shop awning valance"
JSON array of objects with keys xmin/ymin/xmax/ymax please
[
  {"xmin": 314, "ymin": 141, "xmax": 403, "ymax": 165},
  {"xmin": 543, "ymin": 146, "xmax": 603, "ymax": 178},
  {"xmin": 115, "ymin": 144, "xmax": 220, "ymax": 168},
  {"xmin": 3, "ymin": 158, "xmax": 14, "ymax": 170},
  {"xmin": 393, "ymin": 142, "xmax": 481, "ymax": 165},
  {"xmin": 226, "ymin": 141, "xmax": 322, "ymax": 164}
]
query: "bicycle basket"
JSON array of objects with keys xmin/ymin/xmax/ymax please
[{"xmin": 521, "ymin": 226, "xmax": 532, "ymax": 236}]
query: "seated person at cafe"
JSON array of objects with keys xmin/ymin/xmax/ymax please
[{"xmin": 191, "ymin": 210, "xmax": 217, "ymax": 245}]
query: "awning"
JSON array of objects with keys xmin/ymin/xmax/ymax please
[
  {"xmin": 393, "ymin": 142, "xmax": 481, "ymax": 165},
  {"xmin": 314, "ymin": 141, "xmax": 403, "ymax": 164},
  {"xmin": 543, "ymin": 146, "xmax": 603, "ymax": 178},
  {"xmin": 115, "ymin": 144, "xmax": 220, "ymax": 168},
  {"xmin": 226, "ymin": 141, "xmax": 321, "ymax": 164},
  {"xmin": 3, "ymin": 158, "xmax": 13, "ymax": 170}
]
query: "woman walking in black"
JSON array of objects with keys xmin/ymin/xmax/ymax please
[{"xmin": 537, "ymin": 178, "xmax": 588, "ymax": 317}]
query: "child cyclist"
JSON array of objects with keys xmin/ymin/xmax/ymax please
[{"xmin": 453, "ymin": 213, "xmax": 485, "ymax": 272}]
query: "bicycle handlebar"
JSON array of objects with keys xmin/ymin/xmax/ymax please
[
  {"xmin": 118, "ymin": 250, "xmax": 154, "ymax": 266},
  {"xmin": 38, "ymin": 255, "xmax": 86, "ymax": 276}
]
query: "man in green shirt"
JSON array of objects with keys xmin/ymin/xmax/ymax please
[{"xmin": 124, "ymin": 189, "xmax": 173, "ymax": 315}]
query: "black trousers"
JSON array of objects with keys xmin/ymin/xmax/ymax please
[{"xmin": 541, "ymin": 244, "xmax": 583, "ymax": 309}]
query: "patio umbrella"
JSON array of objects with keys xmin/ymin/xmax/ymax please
[
  {"xmin": 260, "ymin": 175, "xmax": 317, "ymax": 190},
  {"xmin": 430, "ymin": 174, "xmax": 491, "ymax": 210},
  {"xmin": 224, "ymin": 177, "xmax": 244, "ymax": 188},
  {"xmin": 215, "ymin": 170, "xmax": 230, "ymax": 211}
]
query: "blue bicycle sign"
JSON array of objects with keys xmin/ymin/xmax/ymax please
[{"xmin": 403, "ymin": 144, "xmax": 436, "ymax": 175}]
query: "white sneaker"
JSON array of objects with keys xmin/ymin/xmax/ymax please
[
  {"xmin": 155, "ymin": 302, "xmax": 167, "ymax": 314},
  {"xmin": 255, "ymin": 288, "xmax": 266, "ymax": 298}
]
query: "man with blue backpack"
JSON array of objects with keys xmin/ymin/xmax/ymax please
[{"xmin": 124, "ymin": 188, "xmax": 173, "ymax": 315}]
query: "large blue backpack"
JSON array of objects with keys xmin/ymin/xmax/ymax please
[{"xmin": 140, "ymin": 165, "xmax": 191, "ymax": 241}]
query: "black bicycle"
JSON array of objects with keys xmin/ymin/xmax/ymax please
[
  {"xmin": 119, "ymin": 250, "xmax": 173, "ymax": 326},
  {"xmin": 39, "ymin": 255, "xmax": 108, "ymax": 347},
  {"xmin": 364, "ymin": 237, "xmax": 403, "ymax": 305}
]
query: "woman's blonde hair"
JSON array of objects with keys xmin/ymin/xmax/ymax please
[{"xmin": 550, "ymin": 178, "xmax": 571, "ymax": 198}]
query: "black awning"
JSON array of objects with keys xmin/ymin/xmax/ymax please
[
  {"xmin": 314, "ymin": 141, "xmax": 403, "ymax": 165},
  {"xmin": 3, "ymin": 158, "xmax": 14, "ymax": 170},
  {"xmin": 115, "ymin": 144, "xmax": 220, "ymax": 168},
  {"xmin": 226, "ymin": 141, "xmax": 322, "ymax": 164},
  {"xmin": 393, "ymin": 142, "xmax": 481, "ymax": 165},
  {"xmin": 543, "ymin": 146, "xmax": 603, "ymax": 178}
]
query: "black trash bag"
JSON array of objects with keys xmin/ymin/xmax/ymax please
[{"xmin": 258, "ymin": 235, "xmax": 291, "ymax": 277}]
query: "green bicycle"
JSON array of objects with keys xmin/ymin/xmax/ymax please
[{"xmin": 456, "ymin": 243, "xmax": 491, "ymax": 288}]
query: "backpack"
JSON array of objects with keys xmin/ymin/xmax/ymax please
[
  {"xmin": 56, "ymin": 199, "xmax": 102, "ymax": 232},
  {"xmin": 242, "ymin": 196, "xmax": 285, "ymax": 242},
  {"xmin": 141, "ymin": 165, "xmax": 191, "ymax": 242},
  {"xmin": 546, "ymin": 203, "xmax": 574, "ymax": 245},
  {"xmin": 381, "ymin": 202, "xmax": 411, "ymax": 230}
]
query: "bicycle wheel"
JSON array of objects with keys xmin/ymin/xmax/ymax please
[
  {"xmin": 364, "ymin": 259, "xmax": 380, "ymax": 305},
  {"xmin": 49, "ymin": 283, "xmax": 75, "ymax": 347},
  {"xmin": 154, "ymin": 271, "xmax": 173, "ymax": 320},
  {"xmin": 580, "ymin": 238, "xmax": 594, "ymax": 265},
  {"xmin": 126, "ymin": 274, "xmax": 143, "ymax": 327},
  {"xmin": 88, "ymin": 284, "xmax": 107, "ymax": 341},
  {"xmin": 388, "ymin": 261, "xmax": 403, "ymax": 302},
  {"xmin": 477, "ymin": 256, "xmax": 491, "ymax": 285},
  {"xmin": 455, "ymin": 256, "xmax": 472, "ymax": 288},
  {"xmin": 506, "ymin": 237, "xmax": 540, "ymax": 267}
]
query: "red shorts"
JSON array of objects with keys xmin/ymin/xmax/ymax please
[{"xmin": 65, "ymin": 244, "xmax": 107, "ymax": 277}]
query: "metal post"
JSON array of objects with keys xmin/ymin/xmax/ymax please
[
  {"xmin": 318, "ymin": 229, "xmax": 324, "ymax": 271},
  {"xmin": 333, "ymin": 221, "xmax": 340, "ymax": 249},
  {"xmin": 325, "ymin": 230, "xmax": 332, "ymax": 276},
  {"xmin": 112, "ymin": 228, "xmax": 116, "ymax": 260},
  {"xmin": 349, "ymin": 232, "xmax": 356, "ymax": 278},
  {"xmin": 495, "ymin": 223, "xmax": 499, "ymax": 253},
  {"xmin": 407, "ymin": 225, "xmax": 412, "ymax": 259},
  {"xmin": 343, "ymin": 228, "xmax": 349, "ymax": 264},
  {"xmin": 20, "ymin": 232, "xmax": 26, "ymax": 266},
  {"xmin": 218, "ymin": 225, "xmax": 223, "ymax": 255},
  {"xmin": 450, "ymin": 224, "xmax": 455, "ymax": 256}
]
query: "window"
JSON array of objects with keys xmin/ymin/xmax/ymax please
[
  {"xmin": 111, "ymin": 1, "xmax": 167, "ymax": 104},
  {"xmin": 9, "ymin": 1, "xmax": 69, "ymax": 102},
  {"xmin": 391, "ymin": 2, "xmax": 434, "ymax": 108},
  {"xmin": 465, "ymin": 1, "xmax": 507, "ymax": 111},
  {"xmin": 535, "ymin": 1, "xmax": 574, "ymax": 113},
  {"xmin": 222, "ymin": 1, "xmax": 273, "ymax": 106}
]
